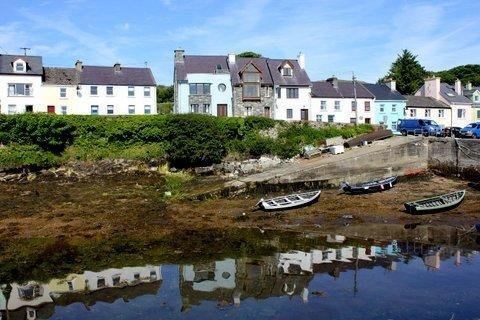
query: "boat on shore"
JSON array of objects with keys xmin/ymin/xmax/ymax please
[
  {"xmin": 404, "ymin": 190, "xmax": 465, "ymax": 214},
  {"xmin": 256, "ymin": 190, "xmax": 321, "ymax": 211},
  {"xmin": 340, "ymin": 176, "xmax": 397, "ymax": 194}
]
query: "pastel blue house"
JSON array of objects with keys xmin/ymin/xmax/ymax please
[{"xmin": 363, "ymin": 81, "xmax": 406, "ymax": 132}]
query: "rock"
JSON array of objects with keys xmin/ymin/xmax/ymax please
[
  {"xmin": 164, "ymin": 191, "xmax": 172, "ymax": 197},
  {"xmin": 195, "ymin": 165, "xmax": 214, "ymax": 175},
  {"xmin": 342, "ymin": 214, "xmax": 354, "ymax": 220},
  {"xmin": 170, "ymin": 167, "xmax": 178, "ymax": 173}
]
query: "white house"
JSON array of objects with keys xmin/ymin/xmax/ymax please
[
  {"xmin": 83, "ymin": 265, "xmax": 161, "ymax": 291},
  {"xmin": 311, "ymin": 78, "xmax": 375, "ymax": 124},
  {"xmin": 0, "ymin": 54, "xmax": 43, "ymax": 114}
]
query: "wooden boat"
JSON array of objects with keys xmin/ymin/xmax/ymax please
[
  {"xmin": 404, "ymin": 190, "xmax": 465, "ymax": 214},
  {"xmin": 256, "ymin": 190, "xmax": 321, "ymax": 211},
  {"xmin": 468, "ymin": 182, "xmax": 480, "ymax": 191},
  {"xmin": 340, "ymin": 176, "xmax": 397, "ymax": 194}
]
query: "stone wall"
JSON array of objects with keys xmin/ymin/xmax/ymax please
[
  {"xmin": 188, "ymin": 94, "xmax": 212, "ymax": 106},
  {"xmin": 233, "ymin": 86, "xmax": 274, "ymax": 117}
]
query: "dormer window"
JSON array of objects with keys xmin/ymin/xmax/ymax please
[
  {"xmin": 241, "ymin": 63, "xmax": 261, "ymax": 100},
  {"xmin": 13, "ymin": 59, "xmax": 26, "ymax": 73},
  {"xmin": 282, "ymin": 67, "xmax": 292, "ymax": 76}
]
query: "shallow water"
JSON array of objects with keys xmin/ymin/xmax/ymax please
[{"xmin": 2, "ymin": 236, "xmax": 480, "ymax": 320}]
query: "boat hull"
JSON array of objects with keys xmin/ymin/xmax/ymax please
[
  {"xmin": 258, "ymin": 190, "xmax": 321, "ymax": 212},
  {"xmin": 404, "ymin": 190, "xmax": 465, "ymax": 214},
  {"xmin": 341, "ymin": 176, "xmax": 397, "ymax": 194}
]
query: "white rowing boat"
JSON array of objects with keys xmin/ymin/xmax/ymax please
[{"xmin": 256, "ymin": 190, "xmax": 321, "ymax": 211}]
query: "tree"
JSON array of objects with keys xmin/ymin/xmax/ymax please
[
  {"xmin": 157, "ymin": 85, "xmax": 174, "ymax": 103},
  {"xmin": 380, "ymin": 49, "xmax": 429, "ymax": 95},
  {"xmin": 237, "ymin": 51, "xmax": 262, "ymax": 58},
  {"xmin": 434, "ymin": 64, "xmax": 480, "ymax": 86}
]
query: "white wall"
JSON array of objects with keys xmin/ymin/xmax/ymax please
[
  {"xmin": 311, "ymin": 97, "xmax": 374, "ymax": 124},
  {"xmin": 75, "ymin": 85, "xmax": 157, "ymax": 115},
  {"xmin": 84, "ymin": 265, "xmax": 161, "ymax": 291},
  {"xmin": 274, "ymin": 86, "xmax": 311, "ymax": 121},
  {"xmin": 0, "ymin": 75, "xmax": 42, "ymax": 114},
  {"xmin": 405, "ymin": 107, "xmax": 453, "ymax": 128}
]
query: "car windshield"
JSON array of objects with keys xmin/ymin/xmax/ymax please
[
  {"xmin": 424, "ymin": 120, "xmax": 438, "ymax": 126},
  {"xmin": 465, "ymin": 123, "xmax": 476, "ymax": 128}
]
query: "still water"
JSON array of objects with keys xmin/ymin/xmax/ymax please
[{"xmin": 2, "ymin": 235, "xmax": 480, "ymax": 320}]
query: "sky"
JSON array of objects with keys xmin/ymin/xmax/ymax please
[{"xmin": 1, "ymin": 0, "xmax": 479, "ymax": 85}]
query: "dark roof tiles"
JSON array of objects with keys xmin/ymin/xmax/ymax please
[
  {"xmin": 175, "ymin": 55, "xmax": 228, "ymax": 81},
  {"xmin": 311, "ymin": 79, "xmax": 374, "ymax": 99},
  {"xmin": 362, "ymin": 83, "xmax": 406, "ymax": 101},
  {"xmin": 267, "ymin": 59, "xmax": 311, "ymax": 86},
  {"xmin": 229, "ymin": 57, "xmax": 273, "ymax": 85},
  {"xmin": 79, "ymin": 66, "xmax": 156, "ymax": 86},
  {"xmin": 43, "ymin": 67, "xmax": 79, "ymax": 85},
  {"xmin": 0, "ymin": 54, "xmax": 43, "ymax": 75},
  {"xmin": 440, "ymin": 83, "xmax": 471, "ymax": 104},
  {"xmin": 406, "ymin": 96, "xmax": 450, "ymax": 109}
]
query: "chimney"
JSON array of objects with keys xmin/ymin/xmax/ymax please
[
  {"xmin": 75, "ymin": 60, "xmax": 83, "ymax": 72},
  {"xmin": 454, "ymin": 79, "xmax": 462, "ymax": 95},
  {"xmin": 466, "ymin": 82, "xmax": 473, "ymax": 90},
  {"xmin": 297, "ymin": 52, "xmax": 305, "ymax": 69},
  {"xmin": 327, "ymin": 76, "xmax": 338, "ymax": 89},
  {"xmin": 385, "ymin": 79, "xmax": 396, "ymax": 92},
  {"xmin": 228, "ymin": 53, "xmax": 236, "ymax": 65},
  {"xmin": 423, "ymin": 77, "xmax": 441, "ymax": 100},
  {"xmin": 174, "ymin": 49, "xmax": 185, "ymax": 63},
  {"xmin": 114, "ymin": 63, "xmax": 121, "ymax": 72}
]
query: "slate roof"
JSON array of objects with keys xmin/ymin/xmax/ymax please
[
  {"xmin": 0, "ymin": 54, "xmax": 43, "ymax": 75},
  {"xmin": 175, "ymin": 55, "xmax": 228, "ymax": 81},
  {"xmin": 266, "ymin": 59, "xmax": 311, "ymax": 86},
  {"xmin": 43, "ymin": 67, "xmax": 79, "ymax": 85},
  {"xmin": 311, "ymin": 79, "xmax": 374, "ymax": 99},
  {"xmin": 406, "ymin": 96, "xmax": 450, "ymax": 109},
  {"xmin": 79, "ymin": 66, "xmax": 156, "ymax": 86},
  {"xmin": 440, "ymin": 83, "xmax": 472, "ymax": 104},
  {"xmin": 362, "ymin": 83, "xmax": 406, "ymax": 101},
  {"xmin": 229, "ymin": 57, "xmax": 273, "ymax": 86}
]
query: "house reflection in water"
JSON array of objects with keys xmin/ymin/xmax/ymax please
[{"xmin": 0, "ymin": 265, "xmax": 162, "ymax": 320}]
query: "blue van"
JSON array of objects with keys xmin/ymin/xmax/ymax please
[{"xmin": 397, "ymin": 119, "xmax": 442, "ymax": 136}]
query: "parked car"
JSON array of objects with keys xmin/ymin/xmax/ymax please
[
  {"xmin": 460, "ymin": 122, "xmax": 480, "ymax": 138},
  {"xmin": 442, "ymin": 126, "xmax": 462, "ymax": 138},
  {"xmin": 397, "ymin": 119, "xmax": 442, "ymax": 136}
]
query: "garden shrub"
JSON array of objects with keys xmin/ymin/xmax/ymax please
[{"xmin": 0, "ymin": 144, "xmax": 59, "ymax": 170}]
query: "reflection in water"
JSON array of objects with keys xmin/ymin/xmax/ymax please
[{"xmin": 0, "ymin": 235, "xmax": 478, "ymax": 319}]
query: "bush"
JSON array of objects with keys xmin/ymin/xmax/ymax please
[
  {"xmin": 163, "ymin": 114, "xmax": 228, "ymax": 167},
  {"xmin": 0, "ymin": 144, "xmax": 59, "ymax": 170},
  {"xmin": 244, "ymin": 133, "xmax": 275, "ymax": 158},
  {"xmin": 244, "ymin": 116, "xmax": 277, "ymax": 131}
]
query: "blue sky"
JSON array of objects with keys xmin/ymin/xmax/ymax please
[{"xmin": 1, "ymin": 0, "xmax": 479, "ymax": 85}]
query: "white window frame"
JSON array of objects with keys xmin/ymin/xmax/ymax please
[
  {"xmin": 144, "ymin": 105, "xmax": 151, "ymax": 114},
  {"xmin": 90, "ymin": 86, "xmax": 98, "ymax": 96},
  {"xmin": 60, "ymin": 87, "xmax": 67, "ymax": 98},
  {"xmin": 425, "ymin": 109, "xmax": 431, "ymax": 117},
  {"xmin": 128, "ymin": 105, "xmax": 135, "ymax": 114},
  {"xmin": 334, "ymin": 101, "xmax": 340, "ymax": 111},
  {"xmin": 282, "ymin": 67, "xmax": 292, "ymax": 76},
  {"xmin": 379, "ymin": 104, "xmax": 385, "ymax": 113},
  {"xmin": 61, "ymin": 106, "xmax": 67, "ymax": 115},
  {"xmin": 392, "ymin": 104, "xmax": 397, "ymax": 113},
  {"xmin": 13, "ymin": 59, "xmax": 26, "ymax": 73},
  {"xmin": 144, "ymin": 86, "xmax": 150, "ymax": 97},
  {"xmin": 128, "ymin": 86, "xmax": 135, "ymax": 97},
  {"xmin": 245, "ymin": 106, "xmax": 252, "ymax": 116},
  {"xmin": 438, "ymin": 109, "xmax": 445, "ymax": 118},
  {"xmin": 286, "ymin": 108, "xmax": 293, "ymax": 119},
  {"xmin": 90, "ymin": 105, "xmax": 99, "ymax": 115},
  {"xmin": 321, "ymin": 101, "xmax": 327, "ymax": 111},
  {"xmin": 8, "ymin": 83, "xmax": 32, "ymax": 96},
  {"xmin": 457, "ymin": 109, "xmax": 465, "ymax": 119},
  {"xmin": 410, "ymin": 108, "xmax": 416, "ymax": 117},
  {"xmin": 316, "ymin": 114, "xmax": 322, "ymax": 122},
  {"xmin": 8, "ymin": 104, "xmax": 16, "ymax": 114},
  {"xmin": 106, "ymin": 86, "xmax": 114, "ymax": 96},
  {"xmin": 107, "ymin": 105, "xmax": 114, "ymax": 115}
]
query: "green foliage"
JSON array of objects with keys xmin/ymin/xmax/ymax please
[
  {"xmin": 158, "ymin": 102, "xmax": 173, "ymax": 114},
  {"xmin": 434, "ymin": 64, "xmax": 480, "ymax": 86},
  {"xmin": 244, "ymin": 133, "xmax": 275, "ymax": 158},
  {"xmin": 163, "ymin": 114, "xmax": 228, "ymax": 168},
  {"xmin": 244, "ymin": 116, "xmax": 277, "ymax": 131},
  {"xmin": 237, "ymin": 51, "xmax": 262, "ymax": 58},
  {"xmin": 380, "ymin": 49, "xmax": 429, "ymax": 95},
  {"xmin": 0, "ymin": 144, "xmax": 59, "ymax": 170},
  {"xmin": 156, "ymin": 85, "xmax": 174, "ymax": 103}
]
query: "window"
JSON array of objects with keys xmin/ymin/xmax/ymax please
[
  {"xmin": 438, "ymin": 109, "xmax": 444, "ymax": 118},
  {"xmin": 144, "ymin": 105, "xmax": 151, "ymax": 115},
  {"xmin": 351, "ymin": 101, "xmax": 356, "ymax": 111},
  {"xmin": 365, "ymin": 118, "xmax": 371, "ymax": 124},
  {"xmin": 264, "ymin": 106, "xmax": 271, "ymax": 118},
  {"xmin": 244, "ymin": 84, "xmax": 260, "ymax": 98},
  {"xmin": 350, "ymin": 118, "xmax": 356, "ymax": 123},
  {"xmin": 90, "ymin": 86, "xmax": 98, "ymax": 95},
  {"xmin": 61, "ymin": 106, "xmax": 67, "ymax": 115},
  {"xmin": 286, "ymin": 88, "xmax": 299, "ymax": 98},
  {"xmin": 106, "ymin": 86, "xmax": 113, "ymax": 95},
  {"xmin": 364, "ymin": 101, "xmax": 371, "ymax": 111},
  {"xmin": 425, "ymin": 109, "xmax": 431, "ymax": 117},
  {"xmin": 334, "ymin": 101, "xmax": 340, "ymax": 111},
  {"xmin": 287, "ymin": 108, "xmax": 293, "ymax": 119},
  {"xmin": 190, "ymin": 104, "xmax": 199, "ymax": 113},
  {"xmin": 150, "ymin": 271, "xmax": 157, "ymax": 280},
  {"xmin": 245, "ymin": 106, "xmax": 252, "ymax": 116},
  {"xmin": 391, "ymin": 121, "xmax": 398, "ymax": 131},
  {"xmin": 276, "ymin": 87, "xmax": 281, "ymax": 98},
  {"xmin": 328, "ymin": 115, "xmax": 334, "ymax": 123},
  {"xmin": 67, "ymin": 281, "xmax": 74, "ymax": 291},
  {"xmin": 457, "ymin": 109, "xmax": 466, "ymax": 118},
  {"xmin": 189, "ymin": 83, "xmax": 211, "ymax": 95},
  {"xmin": 25, "ymin": 105, "xmax": 33, "ymax": 112},
  {"xmin": 379, "ymin": 104, "xmax": 385, "ymax": 113},
  {"xmin": 97, "ymin": 278, "xmax": 106, "ymax": 288},
  {"xmin": 218, "ymin": 83, "xmax": 226, "ymax": 92},
  {"xmin": 8, "ymin": 104, "xmax": 16, "ymax": 114},
  {"xmin": 321, "ymin": 101, "xmax": 327, "ymax": 110},
  {"xmin": 90, "ymin": 105, "xmax": 99, "ymax": 115},
  {"xmin": 475, "ymin": 95, "xmax": 479, "ymax": 102},
  {"xmin": 112, "ymin": 275, "xmax": 121, "ymax": 286},
  {"xmin": 202, "ymin": 104, "xmax": 210, "ymax": 114},
  {"xmin": 282, "ymin": 67, "xmax": 292, "ymax": 76},
  {"xmin": 392, "ymin": 104, "xmax": 397, "ymax": 113},
  {"xmin": 60, "ymin": 87, "xmax": 67, "ymax": 98},
  {"xmin": 316, "ymin": 114, "xmax": 322, "ymax": 122},
  {"xmin": 8, "ymin": 83, "xmax": 32, "ymax": 96},
  {"xmin": 15, "ymin": 62, "xmax": 25, "ymax": 72},
  {"xmin": 144, "ymin": 86, "xmax": 150, "ymax": 97},
  {"xmin": 477, "ymin": 110, "xmax": 480, "ymax": 119},
  {"xmin": 242, "ymin": 65, "xmax": 261, "ymax": 99},
  {"xmin": 128, "ymin": 86, "xmax": 135, "ymax": 97},
  {"xmin": 128, "ymin": 105, "xmax": 135, "ymax": 114},
  {"xmin": 107, "ymin": 105, "xmax": 114, "ymax": 115},
  {"xmin": 410, "ymin": 108, "xmax": 416, "ymax": 117},
  {"xmin": 134, "ymin": 273, "xmax": 140, "ymax": 280}
]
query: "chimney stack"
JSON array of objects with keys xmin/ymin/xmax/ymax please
[
  {"xmin": 466, "ymin": 82, "xmax": 473, "ymax": 90},
  {"xmin": 228, "ymin": 53, "xmax": 236, "ymax": 65},
  {"xmin": 423, "ymin": 77, "xmax": 441, "ymax": 100},
  {"xmin": 385, "ymin": 79, "xmax": 396, "ymax": 92},
  {"xmin": 114, "ymin": 63, "xmax": 121, "ymax": 72},
  {"xmin": 454, "ymin": 79, "xmax": 462, "ymax": 95},
  {"xmin": 327, "ymin": 76, "xmax": 338, "ymax": 89},
  {"xmin": 174, "ymin": 49, "xmax": 185, "ymax": 63},
  {"xmin": 75, "ymin": 60, "xmax": 83, "ymax": 72},
  {"xmin": 297, "ymin": 52, "xmax": 305, "ymax": 69}
]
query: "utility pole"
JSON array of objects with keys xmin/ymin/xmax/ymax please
[
  {"xmin": 20, "ymin": 47, "xmax": 31, "ymax": 55},
  {"xmin": 352, "ymin": 72, "xmax": 358, "ymax": 125}
]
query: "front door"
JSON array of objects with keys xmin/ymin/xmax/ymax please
[
  {"xmin": 264, "ymin": 106, "xmax": 271, "ymax": 118},
  {"xmin": 217, "ymin": 104, "xmax": 227, "ymax": 117},
  {"xmin": 47, "ymin": 105, "xmax": 55, "ymax": 113},
  {"xmin": 25, "ymin": 105, "xmax": 33, "ymax": 113},
  {"xmin": 301, "ymin": 109, "xmax": 309, "ymax": 121},
  {"xmin": 365, "ymin": 118, "xmax": 371, "ymax": 124}
]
